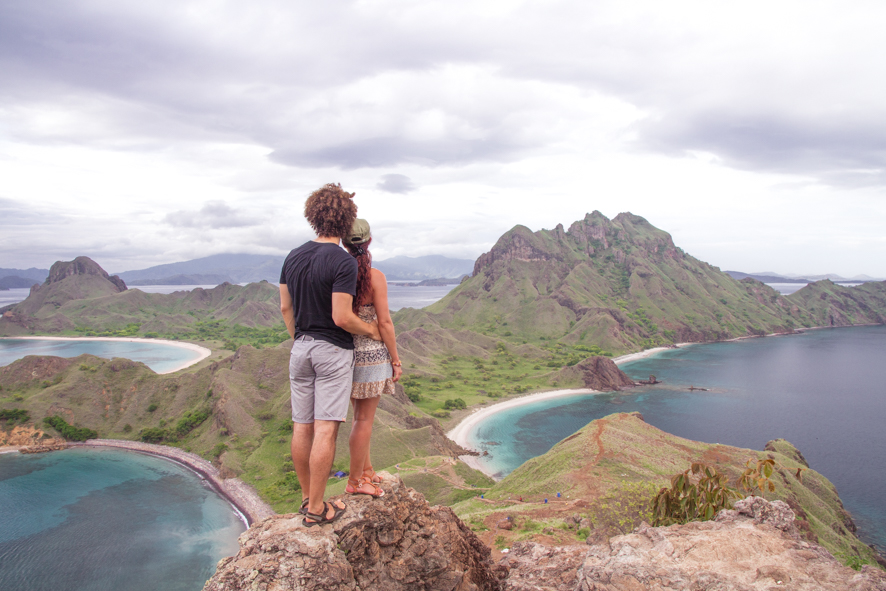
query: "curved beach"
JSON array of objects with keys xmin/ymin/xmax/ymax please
[
  {"xmin": 447, "ymin": 345, "xmax": 688, "ymax": 476},
  {"xmin": 71, "ymin": 439, "xmax": 275, "ymax": 526},
  {"xmin": 1, "ymin": 336, "xmax": 212, "ymax": 373}
]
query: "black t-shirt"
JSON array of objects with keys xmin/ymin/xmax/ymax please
[{"xmin": 279, "ymin": 241, "xmax": 358, "ymax": 350}]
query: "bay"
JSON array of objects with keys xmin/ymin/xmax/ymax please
[
  {"xmin": 468, "ymin": 325, "xmax": 886, "ymax": 549},
  {"xmin": 0, "ymin": 447, "xmax": 244, "ymax": 591},
  {"xmin": 0, "ymin": 338, "xmax": 204, "ymax": 374}
]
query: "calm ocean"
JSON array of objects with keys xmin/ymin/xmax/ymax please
[
  {"xmin": 468, "ymin": 325, "xmax": 886, "ymax": 550},
  {"xmin": 0, "ymin": 447, "xmax": 244, "ymax": 591}
]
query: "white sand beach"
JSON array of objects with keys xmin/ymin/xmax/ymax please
[
  {"xmin": 1, "ymin": 336, "xmax": 212, "ymax": 373},
  {"xmin": 447, "ymin": 344, "xmax": 692, "ymax": 477},
  {"xmin": 447, "ymin": 388, "xmax": 597, "ymax": 475}
]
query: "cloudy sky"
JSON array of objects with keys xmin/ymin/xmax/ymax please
[{"xmin": 2, "ymin": 0, "xmax": 885, "ymax": 277}]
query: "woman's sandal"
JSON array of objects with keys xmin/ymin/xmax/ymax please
[
  {"xmin": 302, "ymin": 501, "xmax": 346, "ymax": 527},
  {"xmin": 346, "ymin": 476, "xmax": 385, "ymax": 497},
  {"xmin": 363, "ymin": 465, "xmax": 382, "ymax": 484}
]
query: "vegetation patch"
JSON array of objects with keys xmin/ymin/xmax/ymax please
[{"xmin": 43, "ymin": 415, "xmax": 98, "ymax": 441}]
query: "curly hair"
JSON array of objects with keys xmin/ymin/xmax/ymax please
[
  {"xmin": 344, "ymin": 238, "xmax": 373, "ymax": 313},
  {"xmin": 304, "ymin": 183, "xmax": 357, "ymax": 239}
]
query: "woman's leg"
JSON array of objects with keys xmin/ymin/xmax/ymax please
[{"xmin": 349, "ymin": 396, "xmax": 381, "ymax": 482}]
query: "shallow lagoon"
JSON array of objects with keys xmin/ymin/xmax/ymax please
[
  {"xmin": 0, "ymin": 447, "xmax": 245, "ymax": 591},
  {"xmin": 0, "ymin": 338, "xmax": 205, "ymax": 374},
  {"xmin": 468, "ymin": 325, "xmax": 886, "ymax": 549}
]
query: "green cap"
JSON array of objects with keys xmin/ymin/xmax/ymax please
[{"xmin": 344, "ymin": 218, "xmax": 371, "ymax": 245}]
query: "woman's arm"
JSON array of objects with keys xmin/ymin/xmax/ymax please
[{"xmin": 370, "ymin": 268, "xmax": 402, "ymax": 383}]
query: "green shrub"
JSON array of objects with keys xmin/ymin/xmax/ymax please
[
  {"xmin": 174, "ymin": 410, "xmax": 210, "ymax": 437},
  {"xmin": 43, "ymin": 416, "xmax": 98, "ymax": 441},
  {"xmin": 442, "ymin": 398, "xmax": 467, "ymax": 410},
  {"xmin": 147, "ymin": 404, "xmax": 158, "ymax": 413},
  {"xmin": 139, "ymin": 427, "xmax": 167, "ymax": 443},
  {"xmin": 122, "ymin": 424, "xmax": 132, "ymax": 433},
  {"xmin": 652, "ymin": 463, "xmax": 741, "ymax": 526},
  {"xmin": 0, "ymin": 408, "xmax": 30, "ymax": 423}
]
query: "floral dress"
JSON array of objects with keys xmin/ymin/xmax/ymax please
[{"xmin": 351, "ymin": 305, "xmax": 395, "ymax": 399}]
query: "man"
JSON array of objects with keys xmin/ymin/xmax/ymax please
[{"xmin": 279, "ymin": 183, "xmax": 380, "ymax": 526}]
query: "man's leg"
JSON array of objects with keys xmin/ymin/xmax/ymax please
[
  {"xmin": 291, "ymin": 421, "xmax": 314, "ymax": 498},
  {"xmin": 303, "ymin": 340, "xmax": 353, "ymax": 519},
  {"xmin": 289, "ymin": 339, "xmax": 317, "ymax": 506},
  {"xmin": 306, "ymin": 420, "xmax": 341, "ymax": 516}
]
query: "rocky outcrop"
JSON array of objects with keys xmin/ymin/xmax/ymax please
[
  {"xmin": 552, "ymin": 356, "xmax": 636, "ymax": 391},
  {"xmin": 46, "ymin": 256, "xmax": 127, "ymax": 292},
  {"xmin": 498, "ymin": 542, "xmax": 587, "ymax": 591},
  {"xmin": 204, "ymin": 490, "xmax": 886, "ymax": 591},
  {"xmin": 574, "ymin": 497, "xmax": 886, "ymax": 591},
  {"xmin": 204, "ymin": 473, "xmax": 501, "ymax": 591}
]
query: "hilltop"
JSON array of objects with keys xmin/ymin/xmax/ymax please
[{"xmin": 386, "ymin": 212, "xmax": 886, "ymax": 417}]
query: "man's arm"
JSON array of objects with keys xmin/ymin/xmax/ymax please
[
  {"xmin": 279, "ymin": 284, "xmax": 296, "ymax": 339},
  {"xmin": 332, "ymin": 292, "xmax": 381, "ymax": 340}
]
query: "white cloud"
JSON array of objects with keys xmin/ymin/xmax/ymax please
[{"xmin": 0, "ymin": 0, "xmax": 885, "ymax": 276}]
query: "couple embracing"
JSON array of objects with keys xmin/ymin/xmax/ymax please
[{"xmin": 279, "ymin": 184, "xmax": 402, "ymax": 527}]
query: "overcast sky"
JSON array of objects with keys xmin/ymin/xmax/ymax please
[{"xmin": 2, "ymin": 0, "xmax": 885, "ymax": 278}]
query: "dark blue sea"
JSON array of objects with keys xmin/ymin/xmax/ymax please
[
  {"xmin": 469, "ymin": 325, "xmax": 886, "ymax": 550},
  {"xmin": 0, "ymin": 447, "xmax": 244, "ymax": 591}
]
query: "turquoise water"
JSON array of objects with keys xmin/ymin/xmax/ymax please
[
  {"xmin": 0, "ymin": 339, "xmax": 202, "ymax": 374},
  {"xmin": 0, "ymin": 447, "xmax": 244, "ymax": 591},
  {"xmin": 469, "ymin": 325, "xmax": 886, "ymax": 549}
]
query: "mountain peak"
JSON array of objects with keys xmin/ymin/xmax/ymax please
[{"xmin": 47, "ymin": 256, "xmax": 127, "ymax": 292}]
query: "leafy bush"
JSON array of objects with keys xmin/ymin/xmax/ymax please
[
  {"xmin": 123, "ymin": 424, "xmax": 132, "ymax": 433},
  {"xmin": 147, "ymin": 404, "xmax": 158, "ymax": 413},
  {"xmin": 442, "ymin": 398, "xmax": 467, "ymax": 410},
  {"xmin": 43, "ymin": 416, "xmax": 98, "ymax": 441},
  {"xmin": 652, "ymin": 463, "xmax": 742, "ymax": 526},
  {"xmin": 211, "ymin": 442, "xmax": 229, "ymax": 458},
  {"xmin": 174, "ymin": 410, "xmax": 210, "ymax": 437},
  {"xmin": 0, "ymin": 408, "xmax": 30, "ymax": 423},
  {"xmin": 139, "ymin": 427, "xmax": 167, "ymax": 443}
]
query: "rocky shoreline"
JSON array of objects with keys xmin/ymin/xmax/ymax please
[{"xmin": 70, "ymin": 439, "xmax": 275, "ymax": 525}]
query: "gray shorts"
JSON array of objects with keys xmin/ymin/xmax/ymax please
[{"xmin": 289, "ymin": 335, "xmax": 355, "ymax": 423}]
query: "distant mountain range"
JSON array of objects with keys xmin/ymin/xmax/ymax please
[
  {"xmin": 726, "ymin": 271, "xmax": 883, "ymax": 284},
  {"xmin": 1, "ymin": 258, "xmax": 880, "ymax": 291},
  {"xmin": 113, "ymin": 252, "xmax": 475, "ymax": 284}
]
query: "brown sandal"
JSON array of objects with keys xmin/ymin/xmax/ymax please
[
  {"xmin": 302, "ymin": 501, "xmax": 346, "ymax": 527},
  {"xmin": 363, "ymin": 465, "xmax": 382, "ymax": 484},
  {"xmin": 346, "ymin": 476, "xmax": 385, "ymax": 497}
]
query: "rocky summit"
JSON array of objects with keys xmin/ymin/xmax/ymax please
[
  {"xmin": 203, "ymin": 473, "xmax": 501, "ymax": 591},
  {"xmin": 204, "ymin": 474, "xmax": 886, "ymax": 591}
]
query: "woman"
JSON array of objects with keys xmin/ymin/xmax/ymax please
[{"xmin": 342, "ymin": 218, "xmax": 402, "ymax": 497}]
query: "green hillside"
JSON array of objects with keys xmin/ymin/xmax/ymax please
[
  {"xmin": 388, "ymin": 212, "xmax": 886, "ymax": 415},
  {"xmin": 452, "ymin": 412, "xmax": 880, "ymax": 568},
  {"xmin": 0, "ymin": 345, "xmax": 491, "ymax": 512}
]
